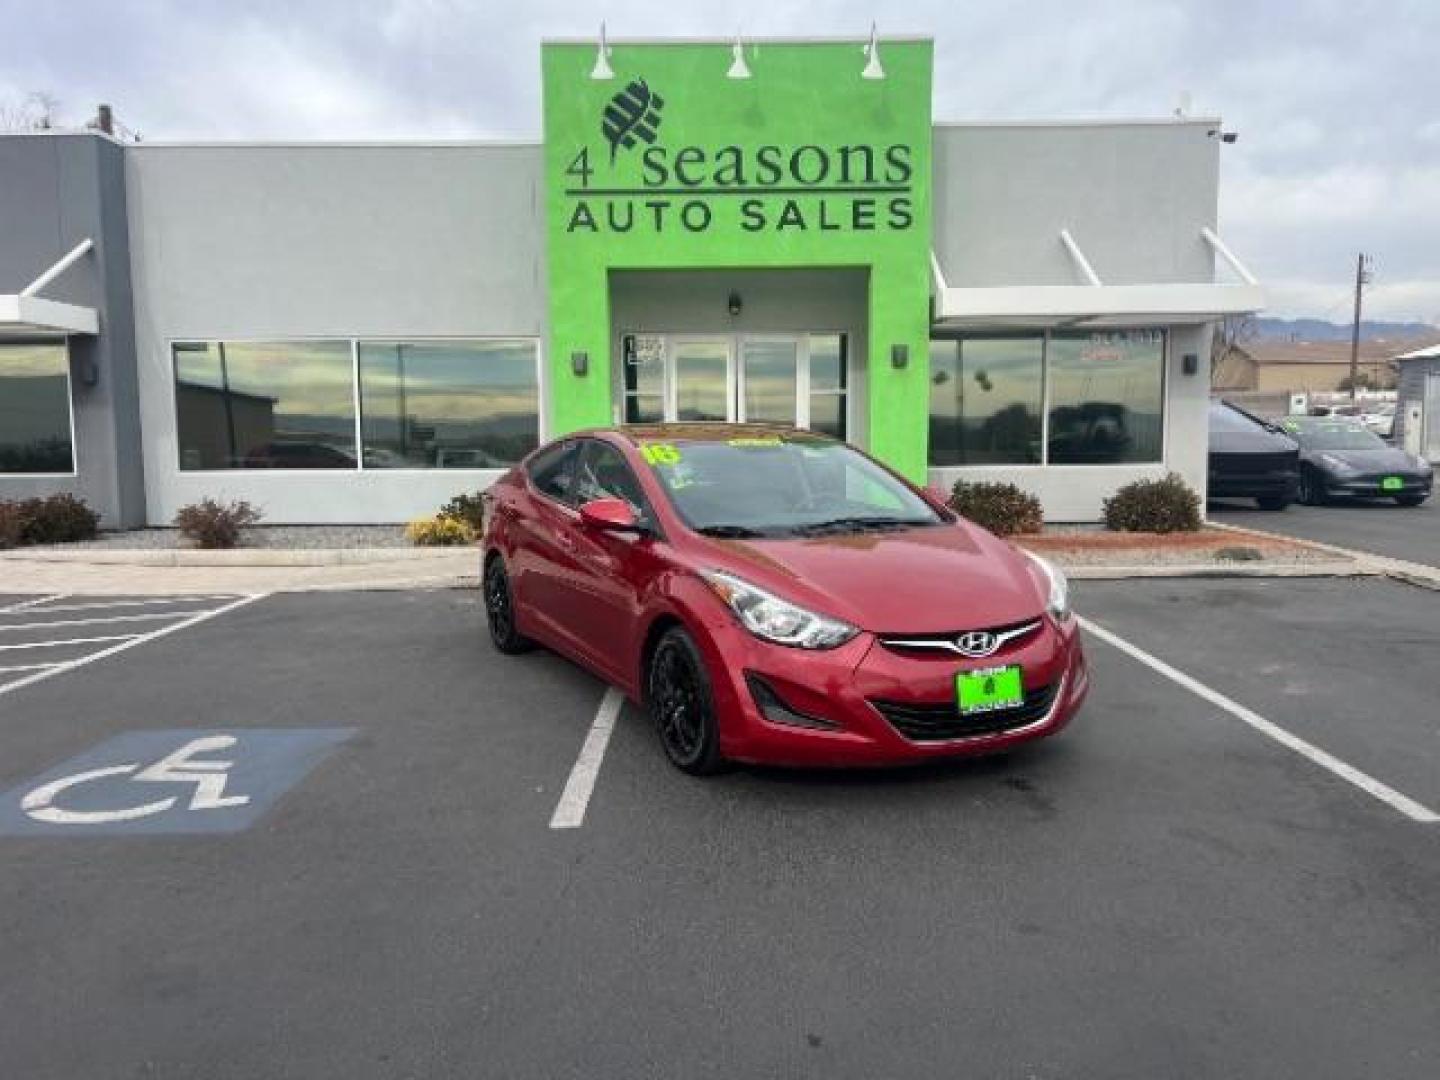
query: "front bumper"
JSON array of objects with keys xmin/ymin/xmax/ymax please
[
  {"xmin": 694, "ymin": 609, "xmax": 1088, "ymax": 767},
  {"xmin": 1321, "ymin": 474, "xmax": 1432, "ymax": 499}
]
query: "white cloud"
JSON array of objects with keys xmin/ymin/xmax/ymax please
[{"xmin": 2, "ymin": 0, "xmax": 1437, "ymax": 324}]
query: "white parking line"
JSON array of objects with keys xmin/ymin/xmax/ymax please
[
  {"xmin": 0, "ymin": 594, "xmax": 267, "ymax": 698},
  {"xmin": 0, "ymin": 595, "xmax": 68, "ymax": 615},
  {"xmin": 20, "ymin": 596, "xmax": 240, "ymax": 614},
  {"xmin": 1079, "ymin": 615, "xmax": 1440, "ymax": 825},
  {"xmin": 0, "ymin": 662, "xmax": 62, "ymax": 674},
  {"xmin": 0, "ymin": 611, "xmax": 208, "ymax": 632},
  {"xmin": 0, "ymin": 635, "xmax": 142, "ymax": 652},
  {"xmin": 550, "ymin": 687, "xmax": 625, "ymax": 830}
]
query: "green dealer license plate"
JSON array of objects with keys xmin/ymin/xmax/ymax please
[
  {"xmin": 956, "ymin": 665, "xmax": 1024, "ymax": 715},
  {"xmin": 1381, "ymin": 476, "xmax": 1404, "ymax": 491}
]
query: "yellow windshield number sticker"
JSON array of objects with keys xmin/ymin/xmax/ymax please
[
  {"xmin": 640, "ymin": 443, "xmax": 682, "ymax": 467},
  {"xmin": 727, "ymin": 436, "xmax": 784, "ymax": 448}
]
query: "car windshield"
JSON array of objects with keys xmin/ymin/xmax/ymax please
[
  {"xmin": 634, "ymin": 434, "xmax": 944, "ymax": 537},
  {"xmin": 1283, "ymin": 420, "xmax": 1387, "ymax": 451}
]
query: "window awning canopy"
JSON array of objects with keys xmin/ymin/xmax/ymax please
[
  {"xmin": 930, "ymin": 228, "xmax": 1265, "ymax": 331},
  {"xmin": 0, "ymin": 239, "xmax": 99, "ymax": 339}
]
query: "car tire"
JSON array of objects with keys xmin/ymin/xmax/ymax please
[
  {"xmin": 1394, "ymin": 494, "xmax": 1428, "ymax": 507},
  {"xmin": 483, "ymin": 555, "xmax": 534, "ymax": 655},
  {"xmin": 1298, "ymin": 468, "xmax": 1326, "ymax": 506},
  {"xmin": 646, "ymin": 626, "xmax": 726, "ymax": 776},
  {"xmin": 1255, "ymin": 494, "xmax": 1291, "ymax": 511}
]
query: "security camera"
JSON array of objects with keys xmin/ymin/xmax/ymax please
[{"xmin": 1207, "ymin": 129, "xmax": 1239, "ymax": 144}]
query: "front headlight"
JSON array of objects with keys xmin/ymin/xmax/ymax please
[
  {"xmin": 1320, "ymin": 453, "xmax": 1357, "ymax": 474},
  {"xmin": 701, "ymin": 571, "xmax": 858, "ymax": 649},
  {"xmin": 1024, "ymin": 551, "xmax": 1071, "ymax": 622}
]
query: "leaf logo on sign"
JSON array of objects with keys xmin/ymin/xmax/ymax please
[{"xmin": 602, "ymin": 79, "xmax": 664, "ymax": 163}]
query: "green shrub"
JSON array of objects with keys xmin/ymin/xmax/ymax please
[
  {"xmin": 1102, "ymin": 474, "xmax": 1202, "ymax": 533},
  {"xmin": 947, "ymin": 480, "xmax": 1044, "ymax": 536},
  {"xmin": 14, "ymin": 494, "xmax": 101, "ymax": 544},
  {"xmin": 174, "ymin": 498, "xmax": 262, "ymax": 549},
  {"xmin": 406, "ymin": 514, "xmax": 474, "ymax": 546},
  {"xmin": 439, "ymin": 491, "xmax": 486, "ymax": 534}
]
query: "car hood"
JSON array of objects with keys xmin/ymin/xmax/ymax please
[
  {"xmin": 1308, "ymin": 446, "xmax": 1425, "ymax": 473},
  {"xmin": 698, "ymin": 523, "xmax": 1047, "ymax": 634}
]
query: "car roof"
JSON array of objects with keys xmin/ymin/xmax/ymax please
[{"xmin": 609, "ymin": 422, "xmax": 828, "ymax": 445}]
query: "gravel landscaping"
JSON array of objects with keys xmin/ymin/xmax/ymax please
[
  {"xmin": 1013, "ymin": 526, "xmax": 1346, "ymax": 567},
  {"xmin": 34, "ymin": 526, "xmax": 412, "ymax": 551}
]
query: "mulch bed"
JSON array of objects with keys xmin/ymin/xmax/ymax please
[{"xmin": 1011, "ymin": 526, "xmax": 1343, "ymax": 566}]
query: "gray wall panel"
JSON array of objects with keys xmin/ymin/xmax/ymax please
[
  {"xmin": 932, "ymin": 122, "xmax": 1222, "ymax": 287},
  {"xmin": 127, "ymin": 144, "xmax": 548, "ymax": 524}
]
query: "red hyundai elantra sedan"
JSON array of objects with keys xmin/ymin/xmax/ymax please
[{"xmin": 481, "ymin": 425, "xmax": 1087, "ymax": 774}]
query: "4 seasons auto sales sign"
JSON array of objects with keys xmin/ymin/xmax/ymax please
[{"xmin": 540, "ymin": 37, "xmax": 935, "ymax": 473}]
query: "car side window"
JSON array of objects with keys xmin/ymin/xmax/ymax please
[
  {"xmin": 526, "ymin": 441, "xmax": 578, "ymax": 504},
  {"xmin": 574, "ymin": 441, "xmax": 652, "ymax": 519}
]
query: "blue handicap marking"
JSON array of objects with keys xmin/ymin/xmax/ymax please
[{"xmin": 0, "ymin": 728, "xmax": 354, "ymax": 836}]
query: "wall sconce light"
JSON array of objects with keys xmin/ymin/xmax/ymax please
[
  {"xmin": 727, "ymin": 35, "xmax": 752, "ymax": 79},
  {"xmin": 1182, "ymin": 353, "xmax": 1200, "ymax": 376},
  {"xmin": 590, "ymin": 22, "xmax": 614, "ymax": 80},
  {"xmin": 571, "ymin": 351, "xmax": 589, "ymax": 376},
  {"xmin": 862, "ymin": 23, "xmax": 885, "ymax": 80},
  {"xmin": 890, "ymin": 344, "xmax": 908, "ymax": 369},
  {"xmin": 727, "ymin": 291, "xmax": 743, "ymax": 317}
]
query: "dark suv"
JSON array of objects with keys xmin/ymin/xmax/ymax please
[{"xmin": 1208, "ymin": 400, "xmax": 1301, "ymax": 510}]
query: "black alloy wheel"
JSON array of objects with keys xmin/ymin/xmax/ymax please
[
  {"xmin": 484, "ymin": 556, "xmax": 533, "ymax": 654},
  {"xmin": 647, "ymin": 626, "xmax": 725, "ymax": 776}
]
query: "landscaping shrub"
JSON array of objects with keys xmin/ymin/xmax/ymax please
[
  {"xmin": 405, "ymin": 514, "xmax": 474, "ymax": 547},
  {"xmin": 174, "ymin": 498, "xmax": 262, "ymax": 549},
  {"xmin": 1102, "ymin": 474, "xmax": 1202, "ymax": 534},
  {"xmin": 0, "ymin": 501, "xmax": 26, "ymax": 549},
  {"xmin": 15, "ymin": 494, "xmax": 100, "ymax": 545},
  {"xmin": 947, "ymin": 480, "xmax": 1044, "ymax": 536},
  {"xmin": 439, "ymin": 491, "xmax": 486, "ymax": 534}
]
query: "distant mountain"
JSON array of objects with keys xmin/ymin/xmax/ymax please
[{"xmin": 1255, "ymin": 317, "xmax": 1439, "ymax": 342}]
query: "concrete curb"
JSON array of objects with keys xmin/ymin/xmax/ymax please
[
  {"xmin": 1206, "ymin": 520, "xmax": 1440, "ymax": 591},
  {"xmin": 0, "ymin": 546, "xmax": 470, "ymax": 567},
  {"xmin": 1064, "ymin": 560, "xmax": 1380, "ymax": 581}
]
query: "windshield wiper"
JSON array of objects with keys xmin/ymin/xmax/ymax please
[
  {"xmin": 696, "ymin": 524, "xmax": 768, "ymax": 539},
  {"xmin": 793, "ymin": 516, "xmax": 935, "ymax": 536}
]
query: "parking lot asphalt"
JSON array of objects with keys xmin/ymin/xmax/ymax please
[
  {"xmin": 1211, "ymin": 494, "xmax": 1439, "ymax": 567},
  {"xmin": 1, "ymin": 582, "xmax": 1436, "ymax": 1078}
]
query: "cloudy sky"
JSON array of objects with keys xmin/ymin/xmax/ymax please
[{"xmin": 4, "ymin": 0, "xmax": 1436, "ymax": 324}]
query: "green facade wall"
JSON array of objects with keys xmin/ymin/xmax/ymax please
[{"xmin": 541, "ymin": 38, "xmax": 934, "ymax": 480}]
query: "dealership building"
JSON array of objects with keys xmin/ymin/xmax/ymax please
[{"xmin": 0, "ymin": 36, "xmax": 1263, "ymax": 527}]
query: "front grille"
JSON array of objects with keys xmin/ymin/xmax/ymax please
[
  {"xmin": 876, "ymin": 617, "xmax": 1041, "ymax": 658},
  {"xmin": 870, "ymin": 682, "xmax": 1059, "ymax": 742}
]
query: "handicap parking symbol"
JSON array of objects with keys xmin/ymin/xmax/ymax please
[{"xmin": 0, "ymin": 729, "xmax": 353, "ymax": 836}]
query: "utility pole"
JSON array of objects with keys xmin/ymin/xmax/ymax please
[{"xmin": 1348, "ymin": 252, "xmax": 1373, "ymax": 402}]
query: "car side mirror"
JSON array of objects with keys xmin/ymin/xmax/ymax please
[{"xmin": 579, "ymin": 498, "xmax": 642, "ymax": 533}]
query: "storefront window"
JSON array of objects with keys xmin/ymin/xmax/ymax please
[
  {"xmin": 808, "ymin": 334, "xmax": 848, "ymax": 439},
  {"xmin": 359, "ymin": 340, "xmax": 539, "ymax": 468},
  {"xmin": 1047, "ymin": 331, "xmax": 1164, "ymax": 464},
  {"xmin": 174, "ymin": 341, "xmax": 355, "ymax": 469},
  {"xmin": 0, "ymin": 342, "xmax": 74, "ymax": 473},
  {"xmin": 928, "ymin": 337, "xmax": 1043, "ymax": 466}
]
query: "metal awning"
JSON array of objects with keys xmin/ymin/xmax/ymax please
[
  {"xmin": 930, "ymin": 228, "xmax": 1265, "ymax": 331},
  {"xmin": 0, "ymin": 239, "xmax": 99, "ymax": 339}
]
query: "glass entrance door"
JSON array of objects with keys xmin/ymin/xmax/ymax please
[
  {"xmin": 670, "ymin": 338, "xmax": 733, "ymax": 422},
  {"xmin": 620, "ymin": 332, "xmax": 846, "ymax": 436},
  {"xmin": 739, "ymin": 337, "xmax": 800, "ymax": 426}
]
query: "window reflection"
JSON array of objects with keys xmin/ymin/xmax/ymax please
[
  {"xmin": 929, "ymin": 337, "xmax": 1043, "ymax": 466},
  {"xmin": 808, "ymin": 334, "xmax": 847, "ymax": 439},
  {"xmin": 174, "ymin": 341, "xmax": 355, "ymax": 469},
  {"xmin": 359, "ymin": 340, "xmax": 539, "ymax": 468},
  {"xmin": 0, "ymin": 342, "xmax": 73, "ymax": 473},
  {"xmin": 673, "ymin": 341, "xmax": 729, "ymax": 422},
  {"xmin": 1047, "ymin": 331, "xmax": 1164, "ymax": 464},
  {"xmin": 743, "ymin": 340, "xmax": 798, "ymax": 425}
]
